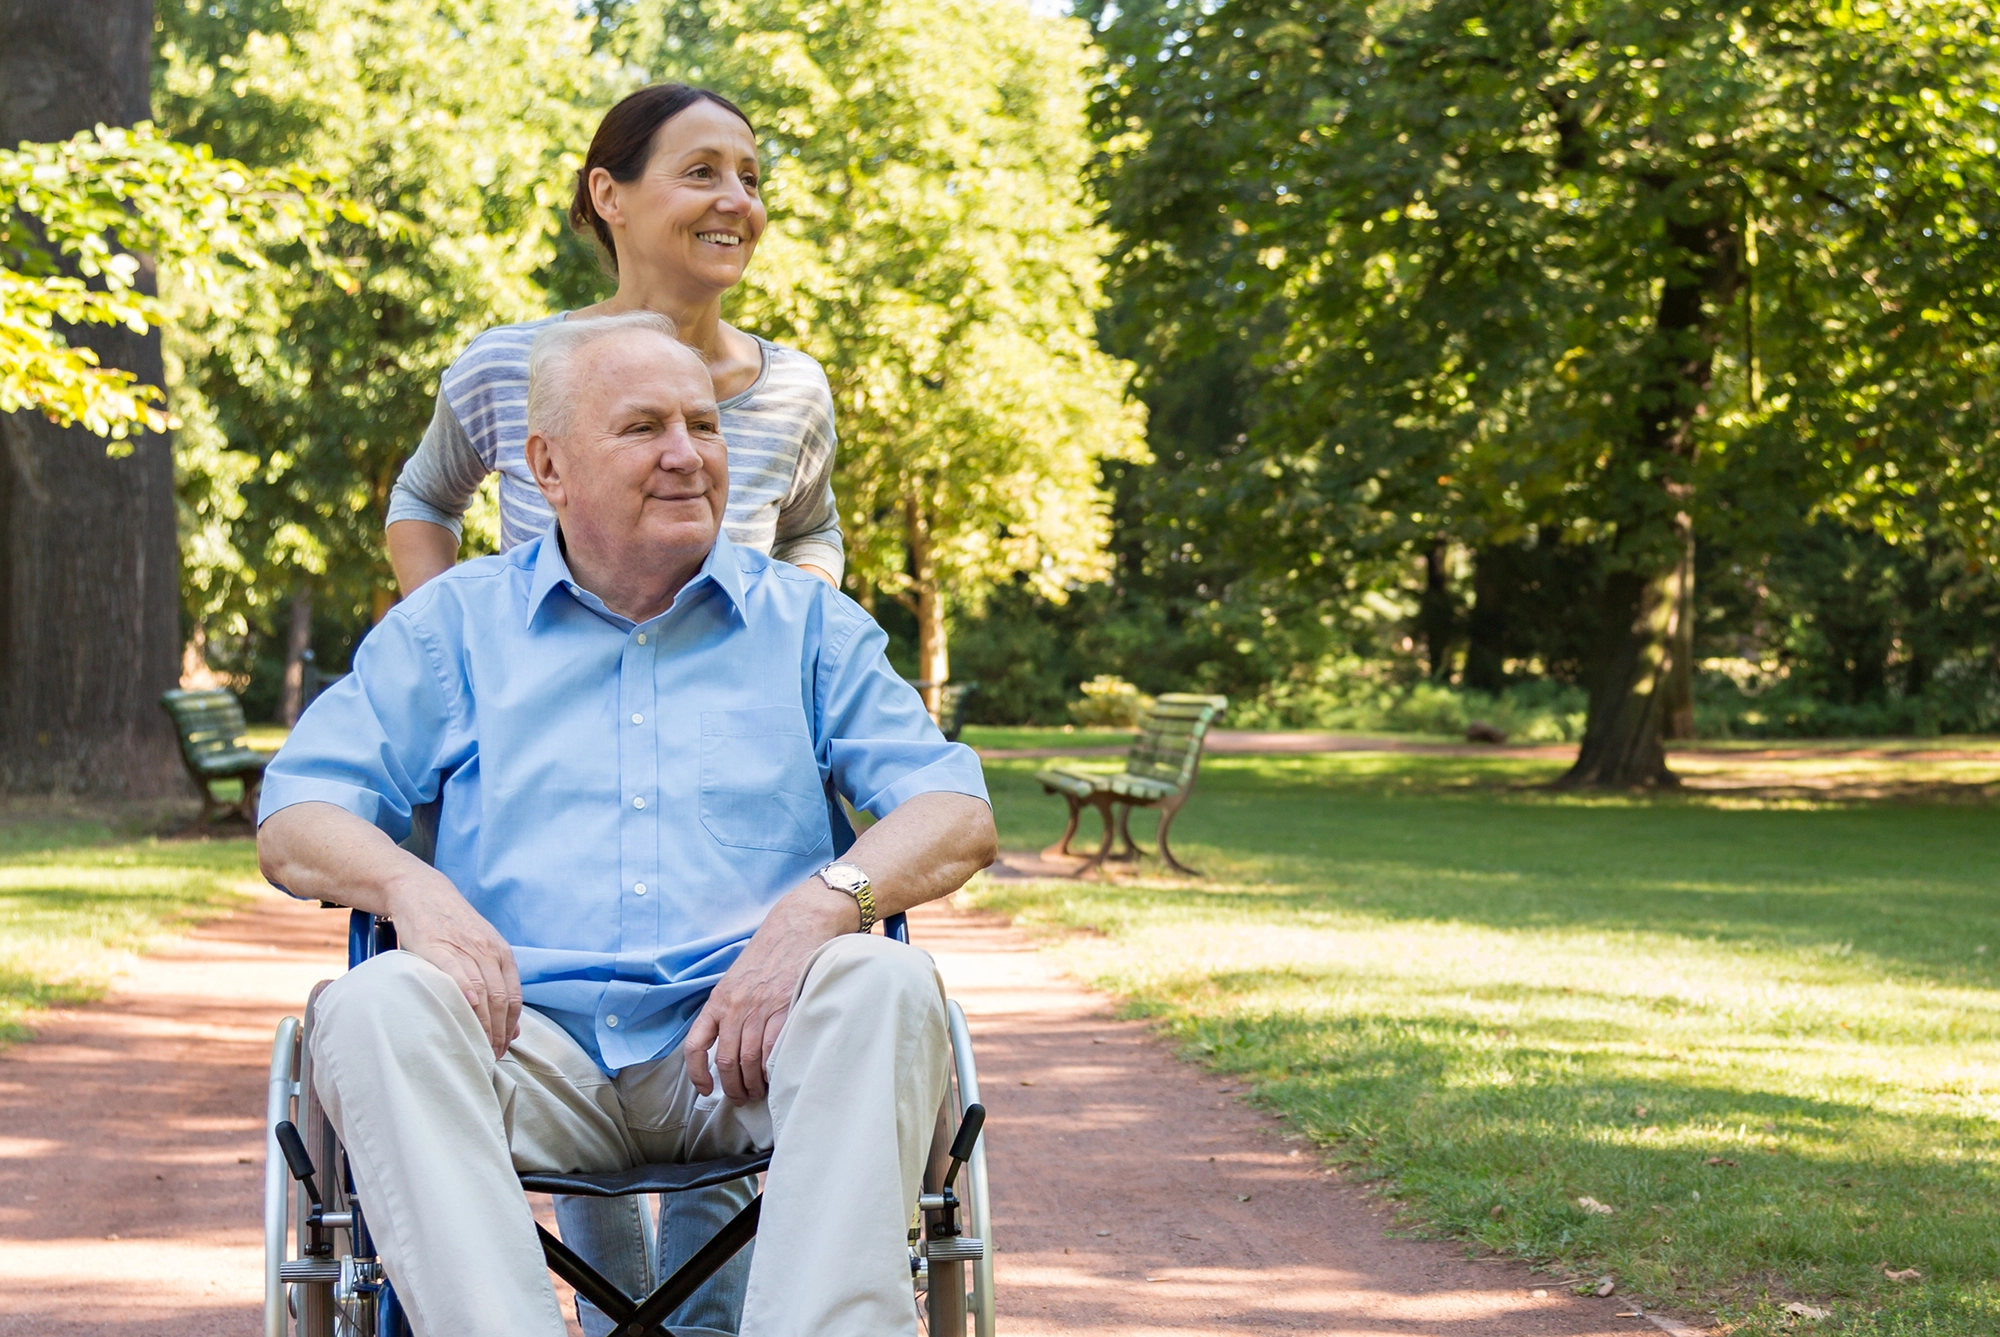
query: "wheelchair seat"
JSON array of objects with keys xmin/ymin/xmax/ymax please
[{"xmin": 519, "ymin": 1152, "xmax": 772, "ymax": 1199}]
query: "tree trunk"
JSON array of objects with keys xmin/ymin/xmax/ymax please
[
  {"xmin": 1416, "ymin": 539, "xmax": 1455, "ymax": 682},
  {"xmin": 1658, "ymin": 526, "xmax": 1696, "ymax": 740},
  {"xmin": 0, "ymin": 0, "xmax": 186, "ymax": 797},
  {"xmin": 904, "ymin": 496, "xmax": 948, "ymax": 720},
  {"xmin": 279, "ymin": 586, "xmax": 313, "ymax": 726},
  {"xmin": 1560, "ymin": 198, "xmax": 1739, "ymax": 788}
]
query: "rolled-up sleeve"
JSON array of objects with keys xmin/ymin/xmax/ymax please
[
  {"xmin": 814, "ymin": 606, "xmax": 988, "ymax": 817},
  {"xmin": 257, "ymin": 610, "xmax": 469, "ymax": 843}
]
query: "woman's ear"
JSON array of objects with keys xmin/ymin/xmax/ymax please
[
  {"xmin": 525, "ymin": 431, "xmax": 565, "ymax": 509},
  {"xmin": 589, "ymin": 166, "xmax": 625, "ymax": 231}
]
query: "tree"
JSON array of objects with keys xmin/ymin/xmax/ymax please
[
  {"xmin": 1, "ymin": 0, "xmax": 200, "ymax": 795},
  {"xmin": 155, "ymin": 0, "xmax": 609, "ymax": 697},
  {"xmin": 1091, "ymin": 0, "xmax": 2000, "ymax": 784},
  {"xmin": 618, "ymin": 0, "xmax": 1147, "ymax": 712}
]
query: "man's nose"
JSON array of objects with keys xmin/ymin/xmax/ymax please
[{"xmin": 655, "ymin": 423, "xmax": 704, "ymax": 471}]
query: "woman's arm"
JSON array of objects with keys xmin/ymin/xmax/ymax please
[
  {"xmin": 386, "ymin": 391, "xmax": 492, "ymax": 593},
  {"xmin": 769, "ymin": 364, "xmax": 846, "ymax": 584}
]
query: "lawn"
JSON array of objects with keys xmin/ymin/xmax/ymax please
[
  {"xmin": 971, "ymin": 748, "xmax": 2000, "ymax": 1335},
  {"xmin": 0, "ymin": 803, "xmax": 262, "ymax": 1045}
]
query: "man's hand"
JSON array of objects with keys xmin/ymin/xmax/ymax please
[
  {"xmin": 683, "ymin": 880, "xmax": 858, "ymax": 1101},
  {"xmin": 257, "ymin": 803, "xmax": 522, "ymax": 1060},
  {"xmin": 386, "ymin": 870, "xmax": 523, "ymax": 1059}
]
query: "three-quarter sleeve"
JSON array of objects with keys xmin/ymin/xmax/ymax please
[
  {"xmin": 385, "ymin": 391, "xmax": 491, "ymax": 540},
  {"xmin": 770, "ymin": 369, "xmax": 846, "ymax": 580}
]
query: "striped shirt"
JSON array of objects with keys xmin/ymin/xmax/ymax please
[{"xmin": 386, "ymin": 315, "xmax": 844, "ymax": 579}]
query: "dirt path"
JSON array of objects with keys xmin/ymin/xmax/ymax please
[
  {"xmin": 0, "ymin": 885, "xmax": 1667, "ymax": 1336},
  {"xmin": 976, "ymin": 732, "xmax": 1575, "ymax": 762}
]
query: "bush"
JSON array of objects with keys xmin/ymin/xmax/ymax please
[
  {"xmin": 1067, "ymin": 675, "xmax": 1155, "ymax": 728},
  {"xmin": 1228, "ymin": 659, "xmax": 1590, "ymax": 741}
]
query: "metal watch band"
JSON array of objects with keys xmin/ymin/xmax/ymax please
[{"xmin": 817, "ymin": 862, "xmax": 876, "ymax": 933}]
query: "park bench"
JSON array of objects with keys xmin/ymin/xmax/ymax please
[
  {"xmin": 1036, "ymin": 693, "xmax": 1227, "ymax": 877},
  {"xmin": 912, "ymin": 679, "xmax": 978, "ymax": 743},
  {"xmin": 159, "ymin": 688, "xmax": 276, "ymax": 831}
]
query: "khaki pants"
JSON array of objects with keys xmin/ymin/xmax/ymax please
[{"xmin": 309, "ymin": 934, "xmax": 950, "ymax": 1337}]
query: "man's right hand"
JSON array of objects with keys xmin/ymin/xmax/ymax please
[{"xmin": 385, "ymin": 871, "xmax": 523, "ymax": 1058}]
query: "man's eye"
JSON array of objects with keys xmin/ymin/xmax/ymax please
[{"xmin": 741, "ymin": 174, "xmax": 759, "ymax": 191}]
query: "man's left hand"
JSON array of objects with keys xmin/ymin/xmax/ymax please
[{"xmin": 683, "ymin": 879, "xmax": 859, "ymax": 1101}]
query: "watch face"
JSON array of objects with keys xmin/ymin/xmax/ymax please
[{"xmin": 821, "ymin": 863, "xmax": 868, "ymax": 894}]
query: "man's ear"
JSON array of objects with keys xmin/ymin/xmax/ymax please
[{"xmin": 525, "ymin": 431, "xmax": 566, "ymax": 509}]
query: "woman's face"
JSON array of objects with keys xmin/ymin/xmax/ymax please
[{"xmin": 593, "ymin": 100, "xmax": 767, "ymax": 295}]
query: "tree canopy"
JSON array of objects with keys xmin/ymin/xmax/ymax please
[
  {"xmin": 1, "ymin": 122, "xmax": 356, "ymax": 440},
  {"xmin": 1090, "ymin": 0, "xmax": 2000, "ymax": 781}
]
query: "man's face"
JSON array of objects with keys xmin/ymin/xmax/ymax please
[{"xmin": 529, "ymin": 332, "xmax": 729, "ymax": 573}]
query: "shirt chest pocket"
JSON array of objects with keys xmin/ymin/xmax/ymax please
[{"xmin": 698, "ymin": 707, "xmax": 833, "ymax": 856}]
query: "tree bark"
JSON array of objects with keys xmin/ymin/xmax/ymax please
[
  {"xmin": 1416, "ymin": 539, "xmax": 1455, "ymax": 682},
  {"xmin": 903, "ymin": 495, "xmax": 948, "ymax": 721},
  {"xmin": 1659, "ymin": 528, "xmax": 1697, "ymax": 740},
  {"xmin": 1559, "ymin": 197, "xmax": 1738, "ymax": 788},
  {"xmin": 0, "ymin": 0, "xmax": 186, "ymax": 797},
  {"xmin": 279, "ymin": 586, "xmax": 313, "ymax": 726}
]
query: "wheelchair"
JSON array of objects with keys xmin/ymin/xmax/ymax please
[{"xmin": 263, "ymin": 908, "xmax": 994, "ymax": 1337}]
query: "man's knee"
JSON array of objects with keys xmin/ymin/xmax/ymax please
[
  {"xmin": 312, "ymin": 949, "xmax": 477, "ymax": 1062},
  {"xmin": 798, "ymin": 934, "xmax": 945, "ymax": 1029}
]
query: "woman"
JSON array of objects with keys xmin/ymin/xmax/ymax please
[
  {"xmin": 382, "ymin": 84, "xmax": 837, "ymax": 1336},
  {"xmin": 386, "ymin": 83, "xmax": 842, "ymax": 591}
]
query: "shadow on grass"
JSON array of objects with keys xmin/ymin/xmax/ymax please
[{"xmin": 1142, "ymin": 997, "xmax": 2000, "ymax": 1327}]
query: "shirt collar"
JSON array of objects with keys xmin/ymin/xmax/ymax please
[{"xmin": 525, "ymin": 521, "xmax": 747, "ymax": 630}]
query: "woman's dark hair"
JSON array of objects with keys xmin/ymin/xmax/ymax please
[{"xmin": 569, "ymin": 84, "xmax": 757, "ymax": 271}]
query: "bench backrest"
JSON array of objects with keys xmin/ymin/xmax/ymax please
[
  {"xmin": 160, "ymin": 688, "xmax": 250, "ymax": 768},
  {"xmin": 1124, "ymin": 693, "xmax": 1228, "ymax": 790}
]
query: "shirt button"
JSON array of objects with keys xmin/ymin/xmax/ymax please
[
  {"xmin": 605, "ymin": 1015, "xmax": 620, "ymax": 1028},
  {"xmin": 631, "ymin": 713, "xmax": 643, "ymax": 725},
  {"xmin": 636, "ymin": 633, "xmax": 647, "ymax": 645},
  {"xmin": 633, "ymin": 882, "xmax": 647, "ymax": 896},
  {"xmin": 632, "ymin": 796, "xmax": 645, "ymax": 810}
]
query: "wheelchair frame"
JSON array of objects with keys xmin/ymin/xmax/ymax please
[{"xmin": 264, "ymin": 909, "xmax": 994, "ymax": 1337}]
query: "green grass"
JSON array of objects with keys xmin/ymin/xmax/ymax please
[
  {"xmin": 972, "ymin": 750, "xmax": 2000, "ymax": 1335},
  {"xmin": 959, "ymin": 724, "xmax": 1135, "ymax": 752},
  {"xmin": 0, "ymin": 805, "xmax": 262, "ymax": 1045}
]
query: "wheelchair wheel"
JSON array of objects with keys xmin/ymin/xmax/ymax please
[
  {"xmin": 918, "ymin": 999, "xmax": 994, "ymax": 1337},
  {"xmin": 266, "ymin": 988, "xmax": 401, "ymax": 1337}
]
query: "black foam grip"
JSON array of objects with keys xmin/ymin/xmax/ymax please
[
  {"xmin": 274, "ymin": 1119, "xmax": 316, "ymax": 1183},
  {"xmin": 949, "ymin": 1103, "xmax": 985, "ymax": 1164}
]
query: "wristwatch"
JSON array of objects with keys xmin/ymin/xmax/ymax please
[{"xmin": 815, "ymin": 861, "xmax": 876, "ymax": 933}]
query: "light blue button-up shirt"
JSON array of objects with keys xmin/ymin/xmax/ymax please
[{"xmin": 258, "ymin": 527, "xmax": 988, "ymax": 1071}]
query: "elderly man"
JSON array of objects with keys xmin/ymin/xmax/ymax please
[{"xmin": 256, "ymin": 310, "xmax": 996, "ymax": 1337}]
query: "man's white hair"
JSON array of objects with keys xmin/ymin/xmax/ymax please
[{"xmin": 525, "ymin": 310, "xmax": 683, "ymax": 443}]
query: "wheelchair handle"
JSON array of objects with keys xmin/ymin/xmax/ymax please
[
  {"xmin": 943, "ymin": 1103, "xmax": 984, "ymax": 1189},
  {"xmin": 274, "ymin": 1119, "xmax": 324, "ymax": 1209}
]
